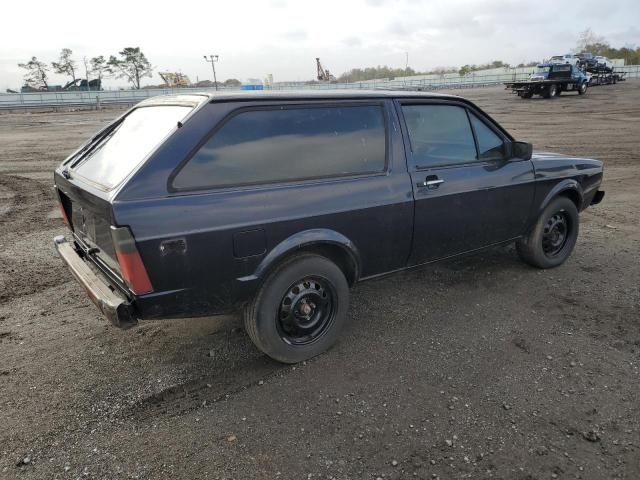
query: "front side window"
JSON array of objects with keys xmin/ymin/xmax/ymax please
[
  {"xmin": 469, "ymin": 114, "xmax": 506, "ymax": 160},
  {"xmin": 402, "ymin": 104, "xmax": 476, "ymax": 168},
  {"xmin": 172, "ymin": 105, "xmax": 386, "ymax": 190}
]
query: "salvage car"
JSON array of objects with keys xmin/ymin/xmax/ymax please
[{"xmin": 53, "ymin": 91, "xmax": 605, "ymax": 363}]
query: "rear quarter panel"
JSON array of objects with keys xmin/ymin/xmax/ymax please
[{"xmin": 113, "ymin": 99, "xmax": 414, "ymax": 318}]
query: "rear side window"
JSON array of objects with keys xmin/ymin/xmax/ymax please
[
  {"xmin": 469, "ymin": 113, "xmax": 506, "ymax": 160},
  {"xmin": 401, "ymin": 105, "xmax": 476, "ymax": 168},
  {"xmin": 172, "ymin": 105, "xmax": 386, "ymax": 190}
]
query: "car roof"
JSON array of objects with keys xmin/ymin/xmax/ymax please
[{"xmin": 138, "ymin": 89, "xmax": 467, "ymax": 106}]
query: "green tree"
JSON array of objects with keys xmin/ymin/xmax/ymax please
[
  {"xmin": 223, "ymin": 78, "xmax": 241, "ymax": 87},
  {"xmin": 18, "ymin": 56, "xmax": 50, "ymax": 89},
  {"xmin": 575, "ymin": 29, "xmax": 640, "ymax": 65},
  {"xmin": 458, "ymin": 65, "xmax": 473, "ymax": 76},
  {"xmin": 52, "ymin": 48, "xmax": 78, "ymax": 84},
  {"xmin": 107, "ymin": 47, "xmax": 153, "ymax": 89},
  {"xmin": 337, "ymin": 65, "xmax": 419, "ymax": 83}
]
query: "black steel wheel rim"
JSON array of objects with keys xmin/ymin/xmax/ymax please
[
  {"xmin": 276, "ymin": 276, "xmax": 336, "ymax": 345},
  {"xmin": 542, "ymin": 210, "xmax": 570, "ymax": 257}
]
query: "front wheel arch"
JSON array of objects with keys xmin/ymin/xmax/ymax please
[{"xmin": 538, "ymin": 181, "xmax": 584, "ymax": 215}]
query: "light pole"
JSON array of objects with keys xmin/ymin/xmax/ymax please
[{"xmin": 203, "ymin": 54, "xmax": 219, "ymax": 91}]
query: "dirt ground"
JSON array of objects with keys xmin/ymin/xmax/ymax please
[{"xmin": 0, "ymin": 83, "xmax": 639, "ymax": 480}]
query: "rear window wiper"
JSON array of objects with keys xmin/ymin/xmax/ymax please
[
  {"xmin": 68, "ymin": 121, "xmax": 123, "ymax": 169},
  {"xmin": 63, "ymin": 124, "xmax": 115, "ymax": 166}
]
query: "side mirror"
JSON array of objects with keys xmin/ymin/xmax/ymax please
[{"xmin": 510, "ymin": 141, "xmax": 533, "ymax": 160}]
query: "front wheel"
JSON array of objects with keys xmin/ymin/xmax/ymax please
[
  {"xmin": 244, "ymin": 254, "xmax": 350, "ymax": 363},
  {"xmin": 516, "ymin": 197, "xmax": 579, "ymax": 269},
  {"xmin": 578, "ymin": 82, "xmax": 588, "ymax": 95}
]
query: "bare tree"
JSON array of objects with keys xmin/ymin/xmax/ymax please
[
  {"xmin": 575, "ymin": 28, "xmax": 605, "ymax": 53},
  {"xmin": 83, "ymin": 56, "xmax": 91, "ymax": 81},
  {"xmin": 18, "ymin": 56, "xmax": 50, "ymax": 89},
  {"xmin": 107, "ymin": 47, "xmax": 153, "ymax": 89},
  {"xmin": 52, "ymin": 48, "xmax": 78, "ymax": 84}
]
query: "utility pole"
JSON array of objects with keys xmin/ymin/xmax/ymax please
[
  {"xmin": 203, "ymin": 54, "xmax": 219, "ymax": 91},
  {"xmin": 405, "ymin": 51, "xmax": 409, "ymax": 70}
]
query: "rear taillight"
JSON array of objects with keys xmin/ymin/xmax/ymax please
[
  {"xmin": 58, "ymin": 201, "xmax": 70, "ymax": 227},
  {"xmin": 110, "ymin": 226, "xmax": 153, "ymax": 295},
  {"xmin": 56, "ymin": 189, "xmax": 72, "ymax": 228}
]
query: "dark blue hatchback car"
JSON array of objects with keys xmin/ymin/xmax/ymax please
[{"xmin": 54, "ymin": 91, "xmax": 604, "ymax": 363}]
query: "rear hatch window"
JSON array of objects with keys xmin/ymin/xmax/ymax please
[{"xmin": 69, "ymin": 105, "xmax": 192, "ymax": 190}]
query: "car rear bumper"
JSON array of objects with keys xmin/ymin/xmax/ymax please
[{"xmin": 54, "ymin": 236, "xmax": 137, "ymax": 328}]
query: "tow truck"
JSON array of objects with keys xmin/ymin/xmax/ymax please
[{"xmin": 505, "ymin": 63, "xmax": 589, "ymax": 99}]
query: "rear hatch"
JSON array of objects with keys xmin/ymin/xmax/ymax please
[
  {"xmin": 56, "ymin": 176, "xmax": 124, "ymax": 285},
  {"xmin": 54, "ymin": 98, "xmax": 200, "ymax": 291}
]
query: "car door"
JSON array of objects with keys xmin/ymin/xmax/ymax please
[{"xmin": 396, "ymin": 100, "xmax": 535, "ymax": 265}]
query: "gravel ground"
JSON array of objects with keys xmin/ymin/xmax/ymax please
[{"xmin": 0, "ymin": 83, "xmax": 639, "ymax": 480}]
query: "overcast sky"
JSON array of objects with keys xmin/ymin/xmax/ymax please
[{"xmin": 1, "ymin": 0, "xmax": 638, "ymax": 90}]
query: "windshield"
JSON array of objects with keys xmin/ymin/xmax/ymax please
[
  {"xmin": 71, "ymin": 105, "xmax": 192, "ymax": 190},
  {"xmin": 536, "ymin": 66, "xmax": 551, "ymax": 74}
]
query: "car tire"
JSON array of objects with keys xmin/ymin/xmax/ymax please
[
  {"xmin": 578, "ymin": 82, "xmax": 588, "ymax": 95},
  {"xmin": 542, "ymin": 84, "xmax": 557, "ymax": 99},
  {"xmin": 244, "ymin": 254, "xmax": 350, "ymax": 364},
  {"xmin": 516, "ymin": 196, "xmax": 579, "ymax": 269},
  {"xmin": 521, "ymin": 91, "xmax": 533, "ymax": 99}
]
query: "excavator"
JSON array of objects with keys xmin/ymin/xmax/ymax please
[{"xmin": 316, "ymin": 58, "xmax": 336, "ymax": 82}]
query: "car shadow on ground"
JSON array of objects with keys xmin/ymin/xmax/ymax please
[{"xmin": 120, "ymin": 243, "xmax": 529, "ymax": 420}]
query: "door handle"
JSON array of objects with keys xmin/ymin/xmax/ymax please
[
  {"xmin": 425, "ymin": 179, "xmax": 444, "ymax": 186},
  {"xmin": 417, "ymin": 175, "xmax": 444, "ymax": 188}
]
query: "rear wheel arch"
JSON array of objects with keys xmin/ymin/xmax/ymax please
[
  {"xmin": 251, "ymin": 230, "xmax": 361, "ymax": 288},
  {"xmin": 292, "ymin": 243, "xmax": 359, "ymax": 286}
]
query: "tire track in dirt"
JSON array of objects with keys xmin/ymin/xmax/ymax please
[
  {"xmin": 0, "ymin": 174, "xmax": 58, "ymax": 235},
  {"xmin": 126, "ymin": 359, "xmax": 281, "ymax": 421},
  {"xmin": 0, "ymin": 175, "xmax": 68, "ymax": 303}
]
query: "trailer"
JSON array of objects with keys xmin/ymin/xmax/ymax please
[
  {"xmin": 582, "ymin": 62, "xmax": 626, "ymax": 86},
  {"xmin": 588, "ymin": 71, "xmax": 625, "ymax": 86},
  {"xmin": 505, "ymin": 63, "xmax": 589, "ymax": 99}
]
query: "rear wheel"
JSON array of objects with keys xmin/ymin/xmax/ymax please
[
  {"xmin": 516, "ymin": 197, "xmax": 579, "ymax": 269},
  {"xmin": 542, "ymin": 84, "xmax": 558, "ymax": 98},
  {"xmin": 244, "ymin": 254, "xmax": 350, "ymax": 363}
]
